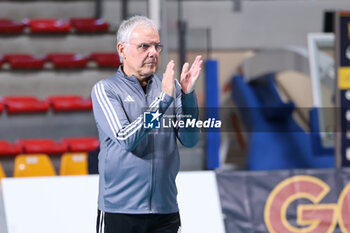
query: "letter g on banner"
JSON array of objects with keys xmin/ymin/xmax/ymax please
[{"xmin": 264, "ymin": 176, "xmax": 337, "ymax": 233}]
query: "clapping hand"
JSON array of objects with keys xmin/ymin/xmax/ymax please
[
  {"xmin": 162, "ymin": 60, "xmax": 175, "ymax": 97},
  {"xmin": 180, "ymin": 55, "xmax": 203, "ymax": 94}
]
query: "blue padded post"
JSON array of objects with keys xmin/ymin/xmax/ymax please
[{"xmin": 205, "ymin": 60, "xmax": 220, "ymax": 169}]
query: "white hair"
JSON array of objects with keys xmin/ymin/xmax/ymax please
[{"xmin": 116, "ymin": 15, "xmax": 159, "ymax": 63}]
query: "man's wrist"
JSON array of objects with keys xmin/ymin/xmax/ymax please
[
  {"xmin": 162, "ymin": 91, "xmax": 174, "ymax": 100},
  {"xmin": 181, "ymin": 89, "xmax": 195, "ymax": 95}
]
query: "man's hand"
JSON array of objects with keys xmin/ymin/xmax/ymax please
[
  {"xmin": 180, "ymin": 55, "xmax": 203, "ymax": 94},
  {"xmin": 162, "ymin": 60, "xmax": 175, "ymax": 97}
]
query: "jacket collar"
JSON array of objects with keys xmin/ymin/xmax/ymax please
[{"xmin": 117, "ymin": 66, "xmax": 154, "ymax": 85}]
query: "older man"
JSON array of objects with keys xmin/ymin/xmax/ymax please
[{"xmin": 92, "ymin": 15, "xmax": 202, "ymax": 233}]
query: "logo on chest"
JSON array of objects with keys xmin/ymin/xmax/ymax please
[{"xmin": 123, "ymin": 95, "xmax": 135, "ymax": 102}]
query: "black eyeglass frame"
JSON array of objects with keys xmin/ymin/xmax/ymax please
[{"xmin": 126, "ymin": 42, "xmax": 164, "ymax": 53}]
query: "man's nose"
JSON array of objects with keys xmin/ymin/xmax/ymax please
[{"xmin": 148, "ymin": 46, "xmax": 158, "ymax": 57}]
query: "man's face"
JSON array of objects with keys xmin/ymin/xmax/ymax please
[{"xmin": 119, "ymin": 26, "xmax": 160, "ymax": 81}]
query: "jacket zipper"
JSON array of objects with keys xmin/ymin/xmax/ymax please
[
  {"xmin": 149, "ymin": 145, "xmax": 154, "ymax": 213},
  {"xmin": 145, "ymin": 82, "xmax": 154, "ymax": 213}
]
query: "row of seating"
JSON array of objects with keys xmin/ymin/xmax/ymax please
[
  {"xmin": 0, "ymin": 137, "xmax": 99, "ymax": 156},
  {"xmin": 0, "ymin": 53, "xmax": 121, "ymax": 69},
  {"xmin": 0, "ymin": 153, "xmax": 89, "ymax": 178},
  {"xmin": 0, "ymin": 95, "xmax": 92, "ymax": 114},
  {"xmin": 0, "ymin": 18, "xmax": 110, "ymax": 34}
]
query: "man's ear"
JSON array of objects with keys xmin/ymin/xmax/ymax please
[{"xmin": 117, "ymin": 43, "xmax": 126, "ymax": 59}]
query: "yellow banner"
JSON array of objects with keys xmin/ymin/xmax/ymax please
[{"xmin": 339, "ymin": 67, "xmax": 350, "ymax": 89}]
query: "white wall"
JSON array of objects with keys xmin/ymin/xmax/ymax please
[
  {"xmin": 0, "ymin": 171, "xmax": 225, "ymax": 233},
  {"xmin": 180, "ymin": 0, "xmax": 348, "ymax": 49}
]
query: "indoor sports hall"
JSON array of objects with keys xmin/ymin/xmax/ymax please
[{"xmin": 0, "ymin": 0, "xmax": 349, "ymax": 232}]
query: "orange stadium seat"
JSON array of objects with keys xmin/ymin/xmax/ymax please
[
  {"xmin": 89, "ymin": 52, "xmax": 121, "ymax": 68},
  {"xmin": 59, "ymin": 152, "xmax": 88, "ymax": 175},
  {"xmin": 0, "ymin": 19, "xmax": 25, "ymax": 34},
  {"xmin": 45, "ymin": 53, "xmax": 88, "ymax": 69},
  {"xmin": 61, "ymin": 137, "xmax": 100, "ymax": 152},
  {"xmin": 70, "ymin": 18, "xmax": 109, "ymax": 33},
  {"xmin": 47, "ymin": 95, "xmax": 92, "ymax": 112},
  {"xmin": 15, "ymin": 138, "xmax": 68, "ymax": 154},
  {"xmin": 0, "ymin": 163, "xmax": 6, "ymax": 179},
  {"xmin": 3, "ymin": 54, "xmax": 45, "ymax": 69},
  {"xmin": 0, "ymin": 140, "xmax": 22, "ymax": 156},
  {"xmin": 13, "ymin": 154, "xmax": 56, "ymax": 177},
  {"xmin": 23, "ymin": 18, "xmax": 71, "ymax": 33},
  {"xmin": 3, "ymin": 96, "xmax": 50, "ymax": 114}
]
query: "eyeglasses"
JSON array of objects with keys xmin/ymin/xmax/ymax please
[{"xmin": 127, "ymin": 42, "xmax": 164, "ymax": 53}]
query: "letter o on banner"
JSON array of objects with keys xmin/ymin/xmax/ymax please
[{"xmin": 338, "ymin": 183, "xmax": 350, "ymax": 233}]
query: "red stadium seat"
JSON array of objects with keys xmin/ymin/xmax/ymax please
[
  {"xmin": 0, "ymin": 140, "xmax": 22, "ymax": 156},
  {"xmin": 61, "ymin": 137, "xmax": 100, "ymax": 152},
  {"xmin": 3, "ymin": 96, "xmax": 50, "ymax": 114},
  {"xmin": 3, "ymin": 54, "xmax": 45, "ymax": 69},
  {"xmin": 46, "ymin": 95, "xmax": 92, "ymax": 112},
  {"xmin": 0, "ymin": 19, "xmax": 25, "ymax": 34},
  {"xmin": 23, "ymin": 19, "xmax": 71, "ymax": 33},
  {"xmin": 0, "ymin": 101, "xmax": 4, "ymax": 114},
  {"xmin": 89, "ymin": 52, "xmax": 121, "ymax": 68},
  {"xmin": 70, "ymin": 18, "xmax": 109, "ymax": 33},
  {"xmin": 45, "ymin": 53, "xmax": 88, "ymax": 69},
  {"xmin": 15, "ymin": 138, "xmax": 68, "ymax": 154}
]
